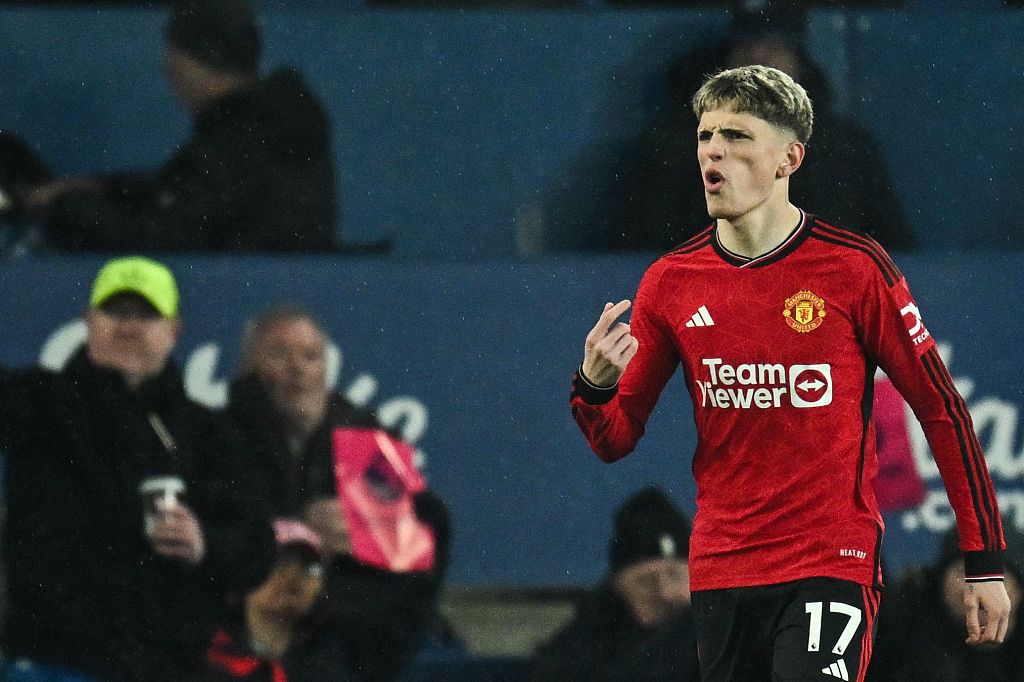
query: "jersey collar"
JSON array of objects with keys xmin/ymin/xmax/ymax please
[{"xmin": 712, "ymin": 209, "xmax": 811, "ymax": 268}]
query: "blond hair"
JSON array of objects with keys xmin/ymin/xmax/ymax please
[{"xmin": 692, "ymin": 65, "xmax": 814, "ymax": 143}]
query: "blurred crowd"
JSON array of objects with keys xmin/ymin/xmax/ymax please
[
  {"xmin": 2, "ymin": 262, "xmax": 1019, "ymax": 680},
  {"xmin": 0, "ymin": 0, "xmax": 959, "ymax": 258},
  {"xmin": 0, "ymin": 255, "xmax": 450, "ymax": 682}
]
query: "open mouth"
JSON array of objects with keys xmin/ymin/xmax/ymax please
[{"xmin": 703, "ymin": 169, "xmax": 725, "ymax": 193}]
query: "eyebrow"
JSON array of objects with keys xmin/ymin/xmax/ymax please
[{"xmin": 698, "ymin": 125, "xmax": 753, "ymax": 137}]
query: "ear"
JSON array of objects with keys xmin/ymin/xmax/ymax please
[
  {"xmin": 84, "ymin": 308, "xmax": 99, "ymax": 330},
  {"xmin": 776, "ymin": 141, "xmax": 805, "ymax": 178},
  {"xmin": 168, "ymin": 317, "xmax": 183, "ymax": 342}
]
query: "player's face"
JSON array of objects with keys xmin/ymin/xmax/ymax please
[{"xmin": 697, "ymin": 108, "xmax": 797, "ymax": 221}]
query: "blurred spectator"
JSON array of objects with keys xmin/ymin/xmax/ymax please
[
  {"xmin": 0, "ymin": 132, "xmax": 50, "ymax": 256},
  {"xmin": 2, "ymin": 0, "xmax": 336, "ymax": 252},
  {"xmin": 611, "ymin": 1, "xmax": 914, "ymax": 251},
  {"xmin": 869, "ymin": 525, "xmax": 1024, "ymax": 681},
  {"xmin": 226, "ymin": 305, "xmax": 450, "ymax": 682},
  {"xmin": 525, "ymin": 487, "xmax": 700, "ymax": 682},
  {"xmin": 207, "ymin": 518, "xmax": 341, "ymax": 681},
  {"xmin": 0, "ymin": 256, "xmax": 275, "ymax": 681}
]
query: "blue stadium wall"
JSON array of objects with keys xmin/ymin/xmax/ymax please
[
  {"xmin": 1, "ymin": 253, "xmax": 1022, "ymax": 587},
  {"xmin": 0, "ymin": 3, "xmax": 1022, "ymax": 257}
]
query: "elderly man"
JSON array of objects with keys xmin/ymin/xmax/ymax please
[
  {"xmin": 226, "ymin": 305, "xmax": 449, "ymax": 682},
  {"xmin": 0, "ymin": 256, "xmax": 274, "ymax": 682}
]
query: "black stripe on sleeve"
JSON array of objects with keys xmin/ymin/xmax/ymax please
[
  {"xmin": 812, "ymin": 220, "xmax": 903, "ymax": 275},
  {"xmin": 926, "ymin": 350, "xmax": 1001, "ymax": 548},
  {"xmin": 666, "ymin": 234, "xmax": 712, "ymax": 258},
  {"xmin": 672, "ymin": 224, "xmax": 715, "ymax": 251},
  {"xmin": 813, "ymin": 220, "xmax": 903, "ymax": 278},
  {"xmin": 810, "ymin": 222, "xmax": 902, "ymax": 286},
  {"xmin": 921, "ymin": 348, "xmax": 998, "ymax": 549}
]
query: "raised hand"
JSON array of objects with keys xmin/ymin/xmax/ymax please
[
  {"xmin": 581, "ymin": 300, "xmax": 638, "ymax": 388},
  {"xmin": 304, "ymin": 495, "xmax": 352, "ymax": 558}
]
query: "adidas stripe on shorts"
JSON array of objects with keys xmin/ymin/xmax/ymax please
[{"xmin": 692, "ymin": 577, "xmax": 881, "ymax": 682}]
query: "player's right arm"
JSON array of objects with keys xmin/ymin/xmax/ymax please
[{"xmin": 571, "ymin": 265, "xmax": 680, "ymax": 461}]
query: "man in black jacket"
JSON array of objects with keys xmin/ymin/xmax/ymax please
[
  {"xmin": 525, "ymin": 487, "xmax": 700, "ymax": 682},
  {"xmin": 19, "ymin": 0, "xmax": 336, "ymax": 252},
  {"xmin": 0, "ymin": 256, "xmax": 275, "ymax": 681},
  {"xmin": 226, "ymin": 305, "xmax": 450, "ymax": 682}
]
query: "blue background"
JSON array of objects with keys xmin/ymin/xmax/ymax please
[
  {"xmin": 0, "ymin": 4, "xmax": 1022, "ymax": 257},
  {"xmin": 1, "ymin": 253, "xmax": 1021, "ymax": 586}
]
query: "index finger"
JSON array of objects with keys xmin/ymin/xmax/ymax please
[
  {"xmin": 593, "ymin": 299, "xmax": 632, "ymax": 331},
  {"xmin": 964, "ymin": 595, "xmax": 982, "ymax": 644}
]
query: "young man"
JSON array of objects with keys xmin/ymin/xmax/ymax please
[{"xmin": 570, "ymin": 65, "xmax": 1009, "ymax": 681}]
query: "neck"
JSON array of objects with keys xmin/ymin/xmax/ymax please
[
  {"xmin": 123, "ymin": 373, "xmax": 147, "ymax": 391},
  {"xmin": 246, "ymin": 606, "xmax": 296, "ymax": 659},
  {"xmin": 284, "ymin": 402, "xmax": 327, "ymax": 443},
  {"xmin": 717, "ymin": 200, "xmax": 802, "ymax": 260}
]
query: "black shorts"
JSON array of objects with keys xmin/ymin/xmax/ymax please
[{"xmin": 692, "ymin": 577, "xmax": 881, "ymax": 682}]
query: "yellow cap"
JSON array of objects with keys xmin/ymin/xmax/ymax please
[{"xmin": 89, "ymin": 256, "xmax": 179, "ymax": 318}]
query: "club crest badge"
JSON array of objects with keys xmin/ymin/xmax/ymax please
[{"xmin": 783, "ymin": 290, "xmax": 826, "ymax": 333}]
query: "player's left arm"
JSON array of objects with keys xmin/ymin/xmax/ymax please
[
  {"xmin": 854, "ymin": 253, "xmax": 1010, "ymax": 644},
  {"xmin": 965, "ymin": 580, "xmax": 1011, "ymax": 647}
]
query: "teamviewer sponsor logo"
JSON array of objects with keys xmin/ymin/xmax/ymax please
[
  {"xmin": 789, "ymin": 364, "xmax": 833, "ymax": 407},
  {"xmin": 696, "ymin": 359, "xmax": 833, "ymax": 409}
]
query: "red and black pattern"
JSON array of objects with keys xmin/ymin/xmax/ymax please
[{"xmin": 571, "ymin": 211, "xmax": 1005, "ymax": 591}]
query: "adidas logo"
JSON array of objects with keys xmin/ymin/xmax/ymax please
[
  {"xmin": 821, "ymin": 659, "xmax": 849, "ymax": 680},
  {"xmin": 685, "ymin": 305, "xmax": 715, "ymax": 328}
]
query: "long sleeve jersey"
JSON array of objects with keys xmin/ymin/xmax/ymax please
[{"xmin": 571, "ymin": 213, "xmax": 1004, "ymax": 591}]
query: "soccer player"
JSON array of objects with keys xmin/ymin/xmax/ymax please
[{"xmin": 570, "ymin": 65, "xmax": 1009, "ymax": 682}]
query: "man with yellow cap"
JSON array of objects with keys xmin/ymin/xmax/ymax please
[{"xmin": 0, "ymin": 256, "xmax": 275, "ymax": 681}]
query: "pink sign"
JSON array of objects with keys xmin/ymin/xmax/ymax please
[
  {"xmin": 332, "ymin": 428, "xmax": 435, "ymax": 572},
  {"xmin": 873, "ymin": 376, "xmax": 926, "ymax": 512}
]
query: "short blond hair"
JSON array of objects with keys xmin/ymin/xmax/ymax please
[{"xmin": 692, "ymin": 65, "xmax": 814, "ymax": 143}]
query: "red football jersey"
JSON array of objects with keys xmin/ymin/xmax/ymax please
[{"xmin": 571, "ymin": 212, "xmax": 1004, "ymax": 591}]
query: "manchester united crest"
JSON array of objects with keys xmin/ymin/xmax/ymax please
[{"xmin": 783, "ymin": 290, "xmax": 827, "ymax": 333}]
